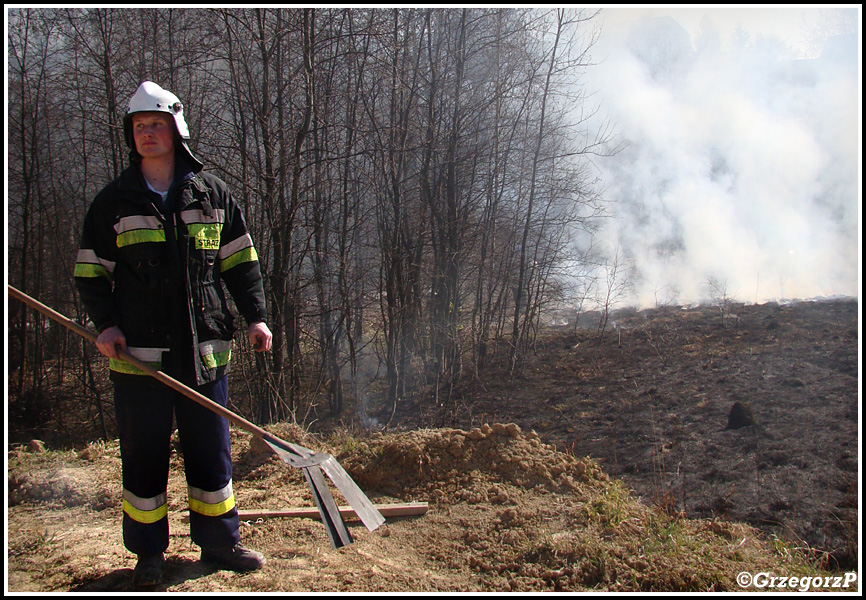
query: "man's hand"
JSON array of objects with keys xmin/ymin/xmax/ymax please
[
  {"xmin": 95, "ymin": 326, "xmax": 127, "ymax": 359},
  {"xmin": 248, "ymin": 321, "xmax": 273, "ymax": 352}
]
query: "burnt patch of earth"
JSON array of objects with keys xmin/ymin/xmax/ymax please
[{"xmin": 378, "ymin": 299, "xmax": 859, "ymax": 570}]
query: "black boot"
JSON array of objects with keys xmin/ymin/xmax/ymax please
[
  {"xmin": 201, "ymin": 544, "xmax": 265, "ymax": 572},
  {"xmin": 132, "ymin": 552, "xmax": 166, "ymax": 586}
]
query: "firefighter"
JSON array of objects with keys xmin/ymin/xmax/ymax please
[{"xmin": 74, "ymin": 81, "xmax": 273, "ymax": 586}]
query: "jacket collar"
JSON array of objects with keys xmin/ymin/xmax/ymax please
[{"xmin": 117, "ymin": 157, "xmax": 207, "ymax": 201}]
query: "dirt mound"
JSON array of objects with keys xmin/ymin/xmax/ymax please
[{"xmin": 341, "ymin": 423, "xmax": 606, "ymax": 503}]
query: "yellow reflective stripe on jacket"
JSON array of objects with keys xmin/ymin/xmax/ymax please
[
  {"xmin": 108, "ymin": 346, "xmax": 167, "ymax": 375},
  {"xmin": 74, "ymin": 249, "xmax": 115, "ymax": 280},
  {"xmin": 109, "ymin": 358, "xmax": 161, "ymax": 375},
  {"xmin": 220, "ymin": 247, "xmax": 258, "ymax": 272},
  {"xmin": 199, "ymin": 339, "xmax": 232, "ymax": 371},
  {"xmin": 188, "ymin": 482, "xmax": 235, "ymax": 517},
  {"xmin": 74, "ymin": 262, "xmax": 112, "ymax": 280},
  {"xmin": 114, "ymin": 215, "xmax": 165, "ymax": 248},
  {"xmin": 116, "ymin": 228, "xmax": 166, "ymax": 248},
  {"xmin": 200, "ymin": 348, "xmax": 231, "ymax": 371},
  {"xmin": 123, "ymin": 489, "xmax": 168, "ymax": 524},
  {"xmin": 218, "ymin": 233, "xmax": 258, "ymax": 272}
]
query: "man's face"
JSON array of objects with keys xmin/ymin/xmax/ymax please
[{"xmin": 132, "ymin": 112, "xmax": 176, "ymax": 160}]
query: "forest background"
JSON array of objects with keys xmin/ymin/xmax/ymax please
[
  {"xmin": 6, "ymin": 7, "xmax": 860, "ymax": 443},
  {"xmin": 8, "ymin": 7, "xmax": 620, "ymax": 438}
]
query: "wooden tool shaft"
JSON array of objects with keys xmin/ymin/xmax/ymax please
[{"xmin": 181, "ymin": 502, "xmax": 428, "ymax": 523}]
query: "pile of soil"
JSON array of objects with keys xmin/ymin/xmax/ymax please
[{"xmin": 340, "ymin": 423, "xmax": 603, "ymax": 500}]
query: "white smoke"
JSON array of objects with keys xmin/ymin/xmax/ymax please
[{"xmin": 582, "ymin": 8, "xmax": 860, "ymax": 308}]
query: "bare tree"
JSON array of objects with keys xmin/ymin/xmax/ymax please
[
  {"xmin": 511, "ymin": 9, "xmax": 571, "ymax": 371},
  {"xmin": 596, "ymin": 246, "xmax": 633, "ymax": 337},
  {"xmin": 7, "ymin": 7, "xmax": 613, "ymax": 439},
  {"xmin": 704, "ymin": 277, "xmax": 736, "ymax": 330}
]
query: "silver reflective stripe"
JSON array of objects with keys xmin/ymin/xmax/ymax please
[
  {"xmin": 123, "ymin": 488, "xmax": 168, "ymax": 512},
  {"xmin": 217, "ymin": 233, "xmax": 254, "ymax": 261},
  {"xmin": 188, "ymin": 481, "xmax": 233, "ymax": 504},
  {"xmin": 198, "ymin": 339, "xmax": 231, "ymax": 358},
  {"xmin": 127, "ymin": 346, "xmax": 170, "ymax": 362},
  {"xmin": 76, "ymin": 248, "xmax": 116, "ymax": 274},
  {"xmin": 114, "ymin": 215, "xmax": 163, "ymax": 235},
  {"xmin": 180, "ymin": 208, "xmax": 225, "ymax": 225},
  {"xmin": 188, "ymin": 481, "xmax": 235, "ymax": 517}
]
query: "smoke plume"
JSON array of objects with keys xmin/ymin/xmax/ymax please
[{"xmin": 583, "ymin": 9, "xmax": 860, "ymax": 308}]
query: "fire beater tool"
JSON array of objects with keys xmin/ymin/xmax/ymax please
[{"xmin": 8, "ymin": 285, "xmax": 385, "ymax": 549}]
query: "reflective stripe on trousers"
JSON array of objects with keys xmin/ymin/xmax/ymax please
[{"xmin": 114, "ymin": 375, "xmax": 240, "ymax": 555}]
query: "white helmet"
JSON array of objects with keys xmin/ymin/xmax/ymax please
[
  {"xmin": 124, "ymin": 81, "xmax": 190, "ymax": 143},
  {"xmin": 123, "ymin": 81, "xmax": 202, "ymax": 169}
]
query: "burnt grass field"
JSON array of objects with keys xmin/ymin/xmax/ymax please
[{"xmin": 375, "ymin": 298, "xmax": 860, "ymax": 570}]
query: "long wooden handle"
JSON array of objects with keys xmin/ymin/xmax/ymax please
[
  {"xmin": 181, "ymin": 502, "xmax": 428, "ymax": 523},
  {"xmin": 9, "ymin": 285, "xmax": 99, "ymax": 343},
  {"xmin": 9, "ymin": 284, "xmax": 273, "ymax": 442}
]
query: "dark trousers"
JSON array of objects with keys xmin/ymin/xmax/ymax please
[{"xmin": 114, "ymin": 375, "xmax": 240, "ymax": 556}]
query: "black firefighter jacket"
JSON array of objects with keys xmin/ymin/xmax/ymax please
[{"xmin": 74, "ymin": 159, "xmax": 267, "ymax": 386}]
